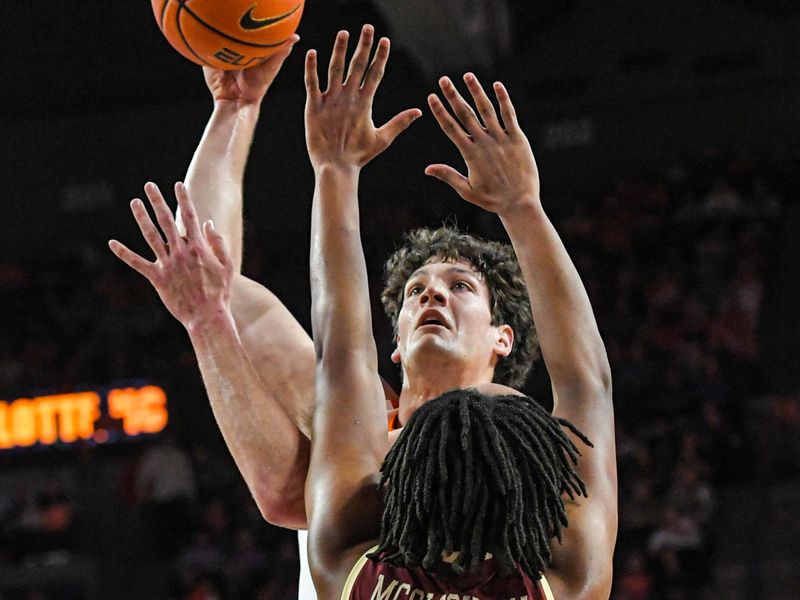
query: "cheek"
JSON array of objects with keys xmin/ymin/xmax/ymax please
[
  {"xmin": 462, "ymin": 300, "xmax": 494, "ymax": 328},
  {"xmin": 396, "ymin": 306, "xmax": 414, "ymax": 342}
]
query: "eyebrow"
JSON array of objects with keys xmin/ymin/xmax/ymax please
[{"xmin": 407, "ymin": 266, "xmax": 481, "ymax": 282}]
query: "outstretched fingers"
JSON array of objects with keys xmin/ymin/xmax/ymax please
[
  {"xmin": 326, "ymin": 30, "xmax": 349, "ymax": 93},
  {"xmin": 108, "ymin": 239, "xmax": 156, "ymax": 280},
  {"xmin": 305, "ymin": 49, "xmax": 321, "ymax": 105},
  {"xmin": 377, "ymin": 108, "xmax": 423, "ymax": 148},
  {"xmin": 361, "ymin": 37, "xmax": 389, "ymax": 101},
  {"xmin": 428, "ymin": 93, "xmax": 471, "ymax": 152},
  {"xmin": 203, "ymin": 220, "xmax": 232, "ymax": 270},
  {"xmin": 143, "ymin": 183, "xmax": 182, "ymax": 249},
  {"xmin": 129, "ymin": 198, "xmax": 168, "ymax": 263},
  {"xmin": 425, "ymin": 164, "xmax": 473, "ymax": 200},
  {"xmin": 345, "ymin": 24, "xmax": 374, "ymax": 88},
  {"xmin": 493, "ymin": 81, "xmax": 520, "ymax": 134},
  {"xmin": 439, "ymin": 76, "xmax": 484, "ymax": 136},
  {"xmin": 463, "ymin": 73, "xmax": 502, "ymax": 135},
  {"xmin": 173, "ymin": 182, "xmax": 202, "ymax": 241}
]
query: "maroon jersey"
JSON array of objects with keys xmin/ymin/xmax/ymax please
[{"xmin": 342, "ymin": 547, "xmax": 554, "ymax": 600}]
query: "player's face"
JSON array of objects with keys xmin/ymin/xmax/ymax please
[{"xmin": 392, "ymin": 259, "xmax": 512, "ymax": 379}]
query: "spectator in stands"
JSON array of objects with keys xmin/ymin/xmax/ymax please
[
  {"xmin": 665, "ymin": 463, "xmax": 716, "ymax": 525},
  {"xmin": 135, "ymin": 436, "xmax": 197, "ymax": 555}
]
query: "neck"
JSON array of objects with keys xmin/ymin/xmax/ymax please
[{"xmin": 397, "ymin": 361, "xmax": 494, "ymax": 425}]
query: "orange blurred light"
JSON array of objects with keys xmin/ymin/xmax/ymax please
[{"xmin": 0, "ymin": 386, "xmax": 167, "ymax": 451}]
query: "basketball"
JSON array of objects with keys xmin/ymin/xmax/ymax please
[{"xmin": 151, "ymin": 0, "xmax": 305, "ymax": 70}]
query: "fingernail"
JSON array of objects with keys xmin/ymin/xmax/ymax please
[{"xmin": 208, "ymin": 220, "xmax": 215, "ymax": 231}]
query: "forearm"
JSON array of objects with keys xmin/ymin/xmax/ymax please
[
  {"xmin": 310, "ymin": 165, "xmax": 376, "ymax": 362},
  {"xmin": 308, "ymin": 164, "xmax": 385, "ymax": 455},
  {"xmin": 188, "ymin": 307, "xmax": 310, "ymax": 528},
  {"xmin": 500, "ymin": 200, "xmax": 611, "ymax": 396},
  {"xmin": 181, "ymin": 101, "xmax": 261, "ymax": 271}
]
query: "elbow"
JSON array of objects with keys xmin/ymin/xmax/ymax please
[
  {"xmin": 581, "ymin": 352, "xmax": 613, "ymax": 399},
  {"xmin": 253, "ymin": 486, "xmax": 308, "ymax": 530}
]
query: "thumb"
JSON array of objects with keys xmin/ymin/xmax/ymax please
[
  {"xmin": 425, "ymin": 164, "xmax": 472, "ymax": 199},
  {"xmin": 203, "ymin": 220, "xmax": 231, "ymax": 268},
  {"xmin": 258, "ymin": 34, "xmax": 300, "ymax": 73},
  {"xmin": 377, "ymin": 108, "xmax": 423, "ymax": 147}
]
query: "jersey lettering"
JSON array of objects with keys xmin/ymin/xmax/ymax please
[
  {"xmin": 367, "ymin": 574, "xmax": 531, "ymax": 600},
  {"xmin": 371, "ymin": 575, "xmax": 399, "ymax": 600}
]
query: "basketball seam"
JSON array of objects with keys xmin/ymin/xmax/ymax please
[
  {"xmin": 176, "ymin": 2, "xmax": 214, "ymax": 67},
  {"xmin": 181, "ymin": 3, "xmax": 295, "ymax": 48},
  {"xmin": 159, "ymin": 0, "xmax": 169, "ymax": 29}
]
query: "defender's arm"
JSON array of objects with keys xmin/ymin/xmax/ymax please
[
  {"xmin": 303, "ymin": 27, "xmax": 421, "ymax": 598},
  {"xmin": 427, "ymin": 74, "xmax": 616, "ymax": 600}
]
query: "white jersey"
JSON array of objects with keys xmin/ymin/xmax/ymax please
[{"xmin": 297, "ymin": 529, "xmax": 317, "ymax": 600}]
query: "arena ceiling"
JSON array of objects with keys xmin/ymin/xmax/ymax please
[{"xmin": 1, "ymin": 1, "xmax": 798, "ymax": 120}]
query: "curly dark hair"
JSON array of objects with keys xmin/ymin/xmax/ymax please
[
  {"xmin": 381, "ymin": 226, "xmax": 539, "ymax": 388},
  {"xmin": 370, "ymin": 388, "xmax": 591, "ymax": 578}
]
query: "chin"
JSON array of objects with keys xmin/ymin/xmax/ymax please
[{"xmin": 407, "ymin": 337, "xmax": 464, "ymax": 368}]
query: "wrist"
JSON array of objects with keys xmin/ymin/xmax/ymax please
[
  {"xmin": 212, "ymin": 98, "xmax": 262, "ymax": 116},
  {"xmin": 185, "ymin": 302, "xmax": 237, "ymax": 339},
  {"xmin": 498, "ymin": 194, "xmax": 544, "ymax": 221},
  {"xmin": 312, "ymin": 161, "xmax": 361, "ymax": 179}
]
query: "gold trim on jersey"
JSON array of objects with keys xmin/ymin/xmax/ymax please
[
  {"xmin": 540, "ymin": 574, "xmax": 555, "ymax": 600},
  {"xmin": 341, "ymin": 546, "xmax": 378, "ymax": 600},
  {"xmin": 340, "ymin": 546, "xmax": 556, "ymax": 600}
]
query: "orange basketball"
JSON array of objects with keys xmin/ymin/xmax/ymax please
[{"xmin": 152, "ymin": 0, "xmax": 304, "ymax": 70}]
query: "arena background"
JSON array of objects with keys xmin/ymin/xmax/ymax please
[{"xmin": 1, "ymin": 1, "xmax": 799, "ymax": 598}]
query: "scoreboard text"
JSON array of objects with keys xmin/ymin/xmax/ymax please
[{"xmin": 0, "ymin": 385, "xmax": 168, "ymax": 450}]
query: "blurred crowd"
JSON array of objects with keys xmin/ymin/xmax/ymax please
[{"xmin": 0, "ymin": 144, "xmax": 798, "ymax": 599}]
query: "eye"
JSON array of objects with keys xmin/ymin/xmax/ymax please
[
  {"xmin": 407, "ymin": 285, "xmax": 423, "ymax": 297},
  {"xmin": 453, "ymin": 281, "xmax": 472, "ymax": 291}
]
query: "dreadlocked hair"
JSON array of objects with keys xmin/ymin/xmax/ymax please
[{"xmin": 369, "ymin": 388, "xmax": 591, "ymax": 581}]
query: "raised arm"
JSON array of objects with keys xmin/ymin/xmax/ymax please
[
  {"xmin": 426, "ymin": 74, "xmax": 616, "ymax": 600},
  {"xmin": 110, "ymin": 183, "xmax": 309, "ymax": 528},
  {"xmin": 172, "ymin": 39, "xmax": 317, "ymax": 527},
  {"xmin": 303, "ymin": 26, "xmax": 421, "ymax": 596}
]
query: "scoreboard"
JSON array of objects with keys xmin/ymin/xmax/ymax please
[{"xmin": 0, "ymin": 385, "xmax": 168, "ymax": 451}]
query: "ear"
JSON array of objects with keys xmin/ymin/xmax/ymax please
[
  {"xmin": 493, "ymin": 324, "xmax": 514, "ymax": 358},
  {"xmin": 391, "ymin": 346, "xmax": 401, "ymax": 364}
]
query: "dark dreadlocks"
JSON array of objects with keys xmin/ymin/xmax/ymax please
[{"xmin": 370, "ymin": 389, "xmax": 591, "ymax": 581}]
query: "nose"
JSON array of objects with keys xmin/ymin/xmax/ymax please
[{"xmin": 419, "ymin": 284, "xmax": 447, "ymax": 306}]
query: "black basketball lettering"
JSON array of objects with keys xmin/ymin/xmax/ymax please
[
  {"xmin": 214, "ymin": 48, "xmax": 242, "ymax": 64},
  {"xmin": 176, "ymin": 3, "xmax": 214, "ymax": 67},
  {"xmin": 182, "ymin": 3, "xmax": 290, "ymax": 48},
  {"xmin": 214, "ymin": 48, "xmax": 268, "ymax": 67}
]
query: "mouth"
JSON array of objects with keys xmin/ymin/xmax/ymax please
[{"xmin": 416, "ymin": 311, "xmax": 450, "ymax": 331}]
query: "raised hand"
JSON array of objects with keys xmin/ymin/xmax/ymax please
[
  {"xmin": 426, "ymin": 74, "xmax": 541, "ymax": 216},
  {"xmin": 108, "ymin": 182, "xmax": 235, "ymax": 332},
  {"xmin": 204, "ymin": 34, "xmax": 300, "ymax": 105},
  {"xmin": 304, "ymin": 25, "xmax": 422, "ymax": 171}
]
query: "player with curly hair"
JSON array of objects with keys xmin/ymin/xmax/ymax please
[{"xmin": 110, "ymin": 23, "xmax": 616, "ymax": 600}]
